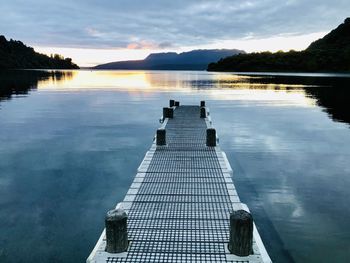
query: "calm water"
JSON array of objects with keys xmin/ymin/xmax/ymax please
[{"xmin": 0, "ymin": 70, "xmax": 350, "ymax": 262}]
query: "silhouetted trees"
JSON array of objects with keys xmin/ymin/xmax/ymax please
[
  {"xmin": 0, "ymin": 35, "xmax": 79, "ymax": 69},
  {"xmin": 208, "ymin": 18, "xmax": 350, "ymax": 73}
]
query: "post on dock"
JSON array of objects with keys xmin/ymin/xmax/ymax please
[
  {"xmin": 206, "ymin": 128, "xmax": 216, "ymax": 146},
  {"xmin": 163, "ymin": 107, "xmax": 174, "ymax": 119},
  {"xmin": 200, "ymin": 107, "xmax": 206, "ymax": 118},
  {"xmin": 105, "ymin": 208, "xmax": 128, "ymax": 253},
  {"xmin": 228, "ymin": 210, "xmax": 253, "ymax": 256},
  {"xmin": 169, "ymin": 100, "xmax": 175, "ymax": 107},
  {"xmin": 156, "ymin": 128, "xmax": 166, "ymax": 146},
  {"xmin": 174, "ymin": 101, "xmax": 180, "ymax": 107},
  {"xmin": 200, "ymin": 100, "xmax": 205, "ymax": 107}
]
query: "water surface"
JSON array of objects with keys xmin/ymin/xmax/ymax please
[{"xmin": 0, "ymin": 70, "xmax": 350, "ymax": 262}]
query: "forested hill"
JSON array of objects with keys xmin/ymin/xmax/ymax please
[
  {"xmin": 94, "ymin": 49, "xmax": 244, "ymax": 70},
  {"xmin": 208, "ymin": 18, "xmax": 350, "ymax": 73},
  {"xmin": 0, "ymin": 35, "xmax": 79, "ymax": 69}
]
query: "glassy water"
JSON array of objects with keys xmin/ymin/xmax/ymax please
[{"xmin": 0, "ymin": 70, "xmax": 349, "ymax": 262}]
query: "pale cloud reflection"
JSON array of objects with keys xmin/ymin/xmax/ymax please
[{"xmin": 267, "ymin": 187, "xmax": 304, "ymax": 218}]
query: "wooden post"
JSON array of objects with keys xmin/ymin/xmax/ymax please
[
  {"xmin": 105, "ymin": 208, "xmax": 128, "ymax": 253},
  {"xmin": 228, "ymin": 210, "xmax": 253, "ymax": 256},
  {"xmin": 156, "ymin": 128, "xmax": 166, "ymax": 145},
  {"xmin": 174, "ymin": 101, "xmax": 180, "ymax": 107},
  {"xmin": 200, "ymin": 100, "xmax": 205, "ymax": 107},
  {"xmin": 169, "ymin": 100, "xmax": 175, "ymax": 107},
  {"xmin": 206, "ymin": 128, "xmax": 216, "ymax": 146},
  {"xmin": 163, "ymin": 107, "xmax": 174, "ymax": 118},
  {"xmin": 163, "ymin": 107, "xmax": 168, "ymax": 119},
  {"xmin": 200, "ymin": 107, "xmax": 206, "ymax": 118},
  {"xmin": 168, "ymin": 107, "xmax": 174, "ymax": 118}
]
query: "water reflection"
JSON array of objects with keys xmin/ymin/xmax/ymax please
[
  {"xmin": 306, "ymin": 86, "xmax": 350, "ymax": 125},
  {"xmin": 1, "ymin": 70, "xmax": 350, "ymax": 262},
  {"xmin": 229, "ymin": 74, "xmax": 350, "ymax": 124},
  {"xmin": 3, "ymin": 70, "xmax": 350, "ymax": 126},
  {"xmin": 0, "ymin": 70, "xmax": 74, "ymax": 102}
]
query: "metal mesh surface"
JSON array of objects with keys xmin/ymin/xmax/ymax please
[{"xmin": 98, "ymin": 105, "xmax": 263, "ymax": 263}]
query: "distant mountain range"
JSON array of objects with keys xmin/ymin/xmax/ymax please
[
  {"xmin": 94, "ymin": 49, "xmax": 244, "ymax": 70},
  {"xmin": 0, "ymin": 35, "xmax": 79, "ymax": 69},
  {"xmin": 208, "ymin": 18, "xmax": 350, "ymax": 73}
]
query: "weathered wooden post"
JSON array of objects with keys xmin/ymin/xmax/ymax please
[
  {"xmin": 163, "ymin": 107, "xmax": 174, "ymax": 118},
  {"xmin": 156, "ymin": 128, "xmax": 166, "ymax": 145},
  {"xmin": 200, "ymin": 107, "xmax": 206, "ymax": 118},
  {"xmin": 206, "ymin": 128, "xmax": 216, "ymax": 146},
  {"xmin": 105, "ymin": 208, "xmax": 128, "ymax": 253},
  {"xmin": 163, "ymin": 107, "xmax": 168, "ymax": 119},
  {"xmin": 169, "ymin": 100, "xmax": 175, "ymax": 107},
  {"xmin": 200, "ymin": 100, "xmax": 205, "ymax": 107},
  {"xmin": 228, "ymin": 210, "xmax": 253, "ymax": 256},
  {"xmin": 174, "ymin": 101, "xmax": 180, "ymax": 107}
]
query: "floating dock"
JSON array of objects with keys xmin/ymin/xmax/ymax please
[{"xmin": 87, "ymin": 101, "xmax": 271, "ymax": 263}]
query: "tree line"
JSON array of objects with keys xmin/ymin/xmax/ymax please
[{"xmin": 0, "ymin": 35, "xmax": 79, "ymax": 69}]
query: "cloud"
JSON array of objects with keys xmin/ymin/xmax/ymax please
[
  {"xmin": 126, "ymin": 40, "xmax": 173, "ymax": 50},
  {"xmin": 85, "ymin": 27, "xmax": 105, "ymax": 38},
  {"xmin": 1, "ymin": 0, "xmax": 349, "ymax": 50},
  {"xmin": 126, "ymin": 41, "xmax": 156, "ymax": 50}
]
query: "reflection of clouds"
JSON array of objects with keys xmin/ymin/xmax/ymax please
[
  {"xmin": 267, "ymin": 186, "xmax": 304, "ymax": 218},
  {"xmin": 201, "ymin": 89, "xmax": 315, "ymax": 107}
]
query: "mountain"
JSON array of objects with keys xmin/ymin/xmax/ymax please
[
  {"xmin": 0, "ymin": 35, "xmax": 79, "ymax": 69},
  {"xmin": 94, "ymin": 49, "xmax": 244, "ymax": 70},
  {"xmin": 208, "ymin": 18, "xmax": 350, "ymax": 73},
  {"xmin": 308, "ymin": 18, "xmax": 350, "ymax": 51}
]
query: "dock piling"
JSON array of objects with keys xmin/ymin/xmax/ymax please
[
  {"xmin": 228, "ymin": 210, "xmax": 253, "ymax": 256},
  {"xmin": 156, "ymin": 128, "xmax": 166, "ymax": 145},
  {"xmin": 206, "ymin": 128, "xmax": 216, "ymax": 146},
  {"xmin": 174, "ymin": 101, "xmax": 180, "ymax": 107},
  {"xmin": 163, "ymin": 107, "xmax": 174, "ymax": 119},
  {"xmin": 105, "ymin": 208, "xmax": 128, "ymax": 253},
  {"xmin": 200, "ymin": 107, "xmax": 206, "ymax": 118},
  {"xmin": 169, "ymin": 100, "xmax": 175, "ymax": 107},
  {"xmin": 200, "ymin": 100, "xmax": 205, "ymax": 107}
]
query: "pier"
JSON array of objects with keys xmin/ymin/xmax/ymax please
[{"xmin": 87, "ymin": 101, "xmax": 271, "ymax": 263}]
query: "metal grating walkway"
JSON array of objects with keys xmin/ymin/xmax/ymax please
[{"xmin": 87, "ymin": 105, "xmax": 271, "ymax": 263}]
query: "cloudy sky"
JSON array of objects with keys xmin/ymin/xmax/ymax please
[{"xmin": 1, "ymin": 0, "xmax": 349, "ymax": 66}]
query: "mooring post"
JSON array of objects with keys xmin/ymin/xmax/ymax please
[
  {"xmin": 200, "ymin": 107, "xmax": 206, "ymax": 118},
  {"xmin": 200, "ymin": 100, "xmax": 205, "ymax": 107},
  {"xmin": 169, "ymin": 100, "xmax": 175, "ymax": 107},
  {"xmin": 174, "ymin": 101, "xmax": 180, "ymax": 107},
  {"xmin": 163, "ymin": 107, "xmax": 174, "ymax": 118},
  {"xmin": 156, "ymin": 128, "xmax": 166, "ymax": 145},
  {"xmin": 228, "ymin": 210, "xmax": 253, "ymax": 256},
  {"xmin": 105, "ymin": 208, "xmax": 128, "ymax": 253},
  {"xmin": 206, "ymin": 128, "xmax": 216, "ymax": 146}
]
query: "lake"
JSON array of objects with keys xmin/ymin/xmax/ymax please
[{"xmin": 0, "ymin": 70, "xmax": 350, "ymax": 262}]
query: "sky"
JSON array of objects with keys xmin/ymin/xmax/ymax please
[{"xmin": 1, "ymin": 0, "xmax": 349, "ymax": 67}]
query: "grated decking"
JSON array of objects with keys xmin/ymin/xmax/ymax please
[{"xmin": 87, "ymin": 105, "xmax": 271, "ymax": 263}]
